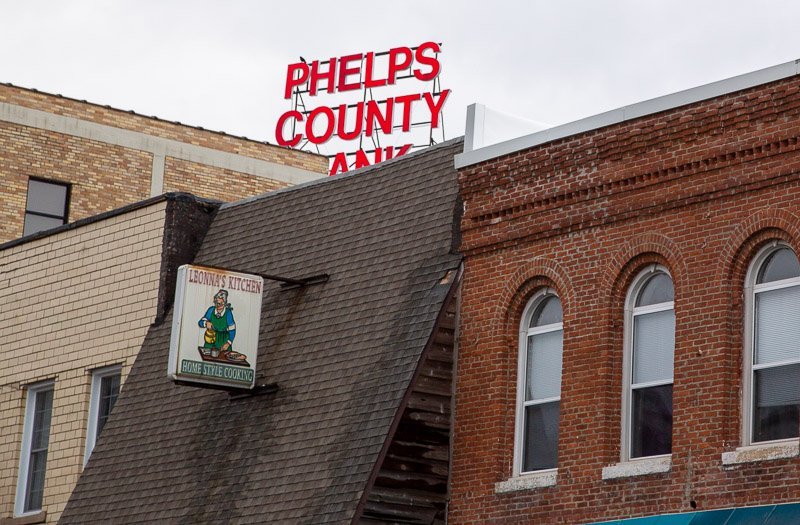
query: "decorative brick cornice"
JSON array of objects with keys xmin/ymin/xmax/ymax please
[
  {"xmin": 466, "ymin": 135, "xmax": 800, "ymax": 227},
  {"xmin": 460, "ymin": 136, "xmax": 800, "ymax": 256}
]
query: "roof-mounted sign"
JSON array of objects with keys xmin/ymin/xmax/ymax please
[
  {"xmin": 168, "ymin": 265, "xmax": 264, "ymax": 389},
  {"xmin": 276, "ymin": 41, "xmax": 449, "ymax": 176}
]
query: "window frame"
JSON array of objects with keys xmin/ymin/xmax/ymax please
[
  {"xmin": 742, "ymin": 241, "xmax": 800, "ymax": 446},
  {"xmin": 23, "ymin": 177, "xmax": 71, "ymax": 236},
  {"xmin": 15, "ymin": 380, "xmax": 55, "ymax": 517},
  {"xmin": 621, "ymin": 264, "xmax": 674, "ymax": 462},
  {"xmin": 513, "ymin": 287, "xmax": 562, "ymax": 477},
  {"xmin": 84, "ymin": 365, "xmax": 122, "ymax": 465}
]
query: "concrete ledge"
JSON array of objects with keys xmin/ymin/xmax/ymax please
[
  {"xmin": 495, "ymin": 469, "xmax": 557, "ymax": 493},
  {"xmin": 721, "ymin": 440, "xmax": 799, "ymax": 466},
  {"xmin": 602, "ymin": 456, "xmax": 671, "ymax": 480}
]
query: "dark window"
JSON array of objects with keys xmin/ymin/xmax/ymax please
[
  {"xmin": 23, "ymin": 179, "xmax": 70, "ymax": 236},
  {"xmin": 628, "ymin": 269, "xmax": 675, "ymax": 459},
  {"xmin": 85, "ymin": 368, "xmax": 122, "ymax": 463},
  {"xmin": 751, "ymin": 246, "xmax": 800, "ymax": 443},
  {"xmin": 24, "ymin": 387, "xmax": 53, "ymax": 513},
  {"xmin": 520, "ymin": 292, "xmax": 563, "ymax": 473},
  {"xmin": 96, "ymin": 373, "xmax": 120, "ymax": 440}
]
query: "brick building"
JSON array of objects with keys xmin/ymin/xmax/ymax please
[
  {"xmin": 450, "ymin": 60, "xmax": 800, "ymax": 523},
  {"xmin": 0, "ymin": 193, "xmax": 218, "ymax": 524},
  {"xmin": 0, "ymin": 83, "xmax": 328, "ymax": 243}
]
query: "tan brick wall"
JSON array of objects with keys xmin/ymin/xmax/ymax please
[
  {"xmin": 163, "ymin": 157, "xmax": 289, "ymax": 201},
  {"xmin": 0, "ymin": 84, "xmax": 328, "ymax": 171},
  {"xmin": 0, "ymin": 83, "xmax": 328, "ymax": 244},
  {"xmin": 0, "ymin": 120, "xmax": 153, "ymax": 241},
  {"xmin": 0, "ymin": 201, "xmax": 167, "ymax": 524}
]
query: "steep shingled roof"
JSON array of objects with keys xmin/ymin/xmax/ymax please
[{"xmin": 60, "ymin": 138, "xmax": 463, "ymax": 524}]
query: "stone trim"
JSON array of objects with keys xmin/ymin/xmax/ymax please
[
  {"xmin": 721, "ymin": 441, "xmax": 799, "ymax": 466},
  {"xmin": 602, "ymin": 456, "xmax": 671, "ymax": 480},
  {"xmin": 495, "ymin": 469, "xmax": 557, "ymax": 493}
]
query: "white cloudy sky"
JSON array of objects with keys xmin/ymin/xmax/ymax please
[{"xmin": 2, "ymin": 1, "xmax": 800, "ymax": 156}]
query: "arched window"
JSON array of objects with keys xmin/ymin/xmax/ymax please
[
  {"xmin": 516, "ymin": 289, "xmax": 562, "ymax": 474},
  {"xmin": 744, "ymin": 243, "xmax": 800, "ymax": 444},
  {"xmin": 623, "ymin": 266, "xmax": 674, "ymax": 459}
]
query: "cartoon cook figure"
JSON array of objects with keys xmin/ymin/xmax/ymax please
[{"xmin": 199, "ymin": 289, "xmax": 237, "ymax": 359}]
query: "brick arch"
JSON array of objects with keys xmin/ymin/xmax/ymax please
[
  {"xmin": 496, "ymin": 257, "xmax": 575, "ymax": 340},
  {"xmin": 594, "ymin": 233, "xmax": 686, "ymax": 461},
  {"xmin": 712, "ymin": 208, "xmax": 800, "ymax": 445},
  {"xmin": 715, "ymin": 207, "xmax": 800, "ymax": 285},
  {"xmin": 491, "ymin": 256, "xmax": 574, "ymax": 479},
  {"xmin": 599, "ymin": 233, "xmax": 687, "ymax": 307}
]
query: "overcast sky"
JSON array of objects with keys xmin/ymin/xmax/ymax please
[{"xmin": 3, "ymin": 1, "xmax": 800, "ymax": 157}]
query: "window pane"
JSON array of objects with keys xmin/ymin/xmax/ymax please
[
  {"xmin": 635, "ymin": 273, "xmax": 674, "ymax": 307},
  {"xmin": 757, "ymin": 248, "xmax": 800, "ymax": 284},
  {"xmin": 530, "ymin": 296, "xmax": 562, "ymax": 328},
  {"xmin": 24, "ymin": 451, "xmax": 47, "ymax": 512},
  {"xmin": 753, "ymin": 364, "xmax": 800, "ymax": 442},
  {"xmin": 31, "ymin": 390, "xmax": 53, "ymax": 451},
  {"xmin": 632, "ymin": 309, "xmax": 675, "ymax": 385},
  {"xmin": 26, "ymin": 180, "xmax": 67, "ymax": 216},
  {"xmin": 24, "ymin": 388, "xmax": 53, "ymax": 513},
  {"xmin": 526, "ymin": 330, "xmax": 563, "ymax": 401},
  {"xmin": 754, "ymin": 286, "xmax": 800, "ymax": 365},
  {"xmin": 96, "ymin": 373, "xmax": 121, "ymax": 440},
  {"xmin": 523, "ymin": 401, "xmax": 559, "ymax": 471},
  {"xmin": 23, "ymin": 214, "xmax": 64, "ymax": 236},
  {"xmin": 631, "ymin": 384, "xmax": 673, "ymax": 458}
]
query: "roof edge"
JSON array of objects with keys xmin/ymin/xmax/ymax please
[
  {"xmin": 0, "ymin": 192, "xmax": 220, "ymax": 252},
  {"xmin": 221, "ymin": 137, "xmax": 465, "ymax": 210},
  {"xmin": 350, "ymin": 265, "xmax": 463, "ymax": 524},
  {"xmin": 455, "ymin": 58, "xmax": 800, "ymax": 169}
]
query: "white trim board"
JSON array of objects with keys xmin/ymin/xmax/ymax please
[{"xmin": 456, "ymin": 59, "xmax": 800, "ymax": 169}]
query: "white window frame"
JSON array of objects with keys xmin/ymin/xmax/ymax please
[
  {"xmin": 621, "ymin": 264, "xmax": 674, "ymax": 462},
  {"xmin": 84, "ymin": 365, "xmax": 122, "ymax": 465},
  {"xmin": 742, "ymin": 241, "xmax": 800, "ymax": 446},
  {"xmin": 513, "ymin": 287, "xmax": 562, "ymax": 477},
  {"xmin": 15, "ymin": 380, "xmax": 55, "ymax": 517}
]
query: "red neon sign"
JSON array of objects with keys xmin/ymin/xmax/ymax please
[{"xmin": 276, "ymin": 41, "xmax": 449, "ymax": 175}]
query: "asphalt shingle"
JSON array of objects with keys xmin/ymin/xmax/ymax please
[{"xmin": 60, "ymin": 138, "xmax": 463, "ymax": 524}]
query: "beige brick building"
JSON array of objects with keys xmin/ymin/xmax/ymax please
[
  {"xmin": 0, "ymin": 193, "xmax": 219, "ymax": 524},
  {"xmin": 0, "ymin": 83, "xmax": 328, "ymax": 243}
]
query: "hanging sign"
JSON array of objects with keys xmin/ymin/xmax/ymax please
[{"xmin": 168, "ymin": 265, "xmax": 263, "ymax": 389}]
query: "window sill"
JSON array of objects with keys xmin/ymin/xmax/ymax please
[
  {"xmin": 721, "ymin": 440, "xmax": 799, "ymax": 466},
  {"xmin": 0, "ymin": 511, "xmax": 47, "ymax": 525},
  {"xmin": 495, "ymin": 469, "xmax": 557, "ymax": 493},
  {"xmin": 602, "ymin": 456, "xmax": 671, "ymax": 480}
]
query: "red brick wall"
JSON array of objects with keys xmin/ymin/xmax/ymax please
[{"xmin": 451, "ymin": 75, "xmax": 800, "ymax": 524}]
